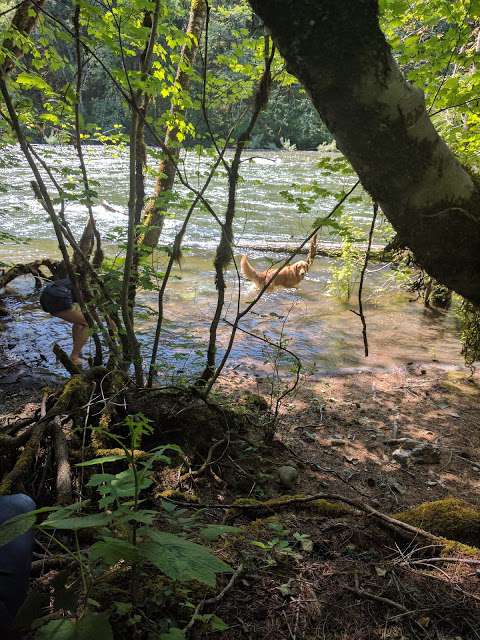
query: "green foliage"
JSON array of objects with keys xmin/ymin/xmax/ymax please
[
  {"xmin": 0, "ymin": 413, "xmax": 231, "ymax": 637},
  {"xmin": 458, "ymin": 299, "xmax": 480, "ymax": 366},
  {"xmin": 380, "ymin": 0, "xmax": 480, "ymax": 166},
  {"xmin": 251, "ymin": 521, "xmax": 313, "ymax": 566},
  {"xmin": 141, "ymin": 530, "xmax": 230, "ymax": 586},
  {"xmin": 36, "ymin": 613, "xmax": 113, "ymax": 640}
]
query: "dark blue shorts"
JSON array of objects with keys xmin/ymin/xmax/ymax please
[
  {"xmin": 39, "ymin": 279, "xmax": 74, "ymax": 315},
  {"xmin": 0, "ymin": 494, "xmax": 35, "ymax": 627}
]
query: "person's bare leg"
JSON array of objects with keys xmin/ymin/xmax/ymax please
[{"xmin": 54, "ymin": 308, "xmax": 88, "ymax": 365}]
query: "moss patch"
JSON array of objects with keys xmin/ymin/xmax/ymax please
[
  {"xmin": 441, "ymin": 370, "xmax": 480, "ymax": 398},
  {"xmin": 395, "ymin": 498, "xmax": 480, "ymax": 547},
  {"xmin": 231, "ymin": 494, "xmax": 352, "ymax": 516},
  {"xmin": 55, "ymin": 375, "xmax": 93, "ymax": 413}
]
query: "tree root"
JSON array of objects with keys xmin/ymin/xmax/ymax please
[
  {"xmin": 31, "ymin": 556, "xmax": 74, "ymax": 574},
  {"xmin": 169, "ymin": 492, "xmax": 477, "ymax": 554},
  {"xmin": 177, "ymin": 438, "xmax": 227, "ymax": 484},
  {"xmin": 183, "ymin": 563, "xmax": 244, "ymax": 633},
  {"xmin": 0, "ymin": 394, "xmax": 50, "ymax": 495},
  {"xmin": 53, "ymin": 417, "xmax": 72, "ymax": 505},
  {"xmin": 53, "ymin": 344, "xmax": 82, "ymax": 376},
  {"xmin": 0, "ymin": 426, "xmax": 35, "ymax": 448},
  {"xmin": 1, "ymin": 411, "xmax": 40, "ymax": 435}
]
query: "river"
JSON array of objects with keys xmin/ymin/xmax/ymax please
[{"xmin": 0, "ymin": 146, "xmax": 465, "ymax": 381}]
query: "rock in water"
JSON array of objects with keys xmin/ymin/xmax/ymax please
[{"xmin": 277, "ymin": 465, "xmax": 299, "ymax": 489}]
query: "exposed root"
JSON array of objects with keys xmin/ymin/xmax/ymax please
[
  {"xmin": 183, "ymin": 562, "xmax": 244, "ymax": 633},
  {"xmin": 173, "ymin": 492, "xmax": 477, "ymax": 553},
  {"xmin": 177, "ymin": 438, "xmax": 227, "ymax": 484},
  {"xmin": 0, "ymin": 426, "xmax": 35, "ymax": 448},
  {"xmin": 53, "ymin": 344, "xmax": 82, "ymax": 376},
  {"xmin": 53, "ymin": 416, "xmax": 72, "ymax": 504},
  {"xmin": 0, "ymin": 393, "xmax": 50, "ymax": 495}
]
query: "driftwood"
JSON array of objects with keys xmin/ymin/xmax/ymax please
[{"xmin": 0, "ymin": 258, "xmax": 58, "ymax": 290}]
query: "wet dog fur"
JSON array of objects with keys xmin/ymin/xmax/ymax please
[{"xmin": 240, "ymin": 255, "xmax": 309, "ymax": 289}]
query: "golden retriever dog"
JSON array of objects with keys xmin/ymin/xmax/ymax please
[
  {"xmin": 240, "ymin": 234, "xmax": 317, "ymax": 290},
  {"xmin": 240, "ymin": 255, "xmax": 309, "ymax": 289}
]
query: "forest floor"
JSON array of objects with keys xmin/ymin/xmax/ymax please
[{"xmin": 1, "ymin": 357, "xmax": 480, "ymax": 639}]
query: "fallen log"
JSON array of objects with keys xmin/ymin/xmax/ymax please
[{"xmin": 235, "ymin": 240, "xmax": 392, "ymax": 262}]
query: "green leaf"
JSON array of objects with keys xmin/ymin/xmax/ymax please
[
  {"xmin": 36, "ymin": 613, "xmax": 113, "ymax": 640},
  {"xmin": 0, "ymin": 511, "xmax": 36, "ymax": 547},
  {"xmin": 198, "ymin": 525, "xmax": 241, "ymax": 541},
  {"xmin": 75, "ymin": 613, "xmax": 113, "ymax": 639},
  {"xmin": 39, "ymin": 113, "xmax": 59, "ymax": 124},
  {"xmin": 42, "ymin": 512, "xmax": 112, "ymax": 530},
  {"xmin": 36, "ymin": 619, "xmax": 76, "ymax": 639},
  {"xmin": 89, "ymin": 537, "xmax": 138, "ymax": 565},
  {"xmin": 210, "ymin": 615, "xmax": 229, "ymax": 631},
  {"xmin": 76, "ymin": 455, "xmax": 127, "ymax": 467},
  {"xmin": 140, "ymin": 530, "xmax": 231, "ymax": 586},
  {"xmin": 15, "ymin": 72, "xmax": 51, "ymax": 92}
]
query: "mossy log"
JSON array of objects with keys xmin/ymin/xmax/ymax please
[
  {"xmin": 395, "ymin": 498, "xmax": 480, "ymax": 548},
  {"xmin": 54, "ymin": 375, "xmax": 95, "ymax": 415},
  {"xmin": 219, "ymin": 492, "xmax": 480, "ymax": 556},
  {"xmin": 230, "ymin": 494, "xmax": 352, "ymax": 517}
]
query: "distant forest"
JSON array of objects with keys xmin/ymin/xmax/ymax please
[{"xmin": 5, "ymin": 0, "xmax": 332, "ymax": 149}]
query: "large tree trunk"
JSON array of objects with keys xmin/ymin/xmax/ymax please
[
  {"xmin": 249, "ymin": 0, "xmax": 480, "ymax": 304},
  {"xmin": 141, "ymin": 0, "xmax": 207, "ymax": 249}
]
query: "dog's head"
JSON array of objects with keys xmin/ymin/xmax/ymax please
[{"xmin": 295, "ymin": 261, "xmax": 308, "ymax": 278}]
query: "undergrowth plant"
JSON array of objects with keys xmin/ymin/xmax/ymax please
[
  {"xmin": 0, "ymin": 414, "xmax": 236, "ymax": 639},
  {"xmin": 458, "ymin": 300, "xmax": 480, "ymax": 368}
]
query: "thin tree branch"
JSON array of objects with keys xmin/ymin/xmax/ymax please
[{"xmin": 351, "ymin": 201, "xmax": 378, "ymax": 357}]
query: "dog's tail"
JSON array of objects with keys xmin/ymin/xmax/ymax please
[
  {"xmin": 306, "ymin": 232, "xmax": 317, "ymax": 271},
  {"xmin": 241, "ymin": 255, "xmax": 261, "ymax": 285}
]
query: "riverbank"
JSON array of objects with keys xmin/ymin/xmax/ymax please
[{"xmin": 1, "ymin": 349, "xmax": 479, "ymax": 638}]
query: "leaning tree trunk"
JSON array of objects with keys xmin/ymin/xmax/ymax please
[
  {"xmin": 141, "ymin": 0, "xmax": 207, "ymax": 249},
  {"xmin": 249, "ymin": 0, "xmax": 480, "ymax": 304}
]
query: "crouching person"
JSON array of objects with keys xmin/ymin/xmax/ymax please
[{"xmin": 40, "ymin": 278, "xmax": 88, "ymax": 366}]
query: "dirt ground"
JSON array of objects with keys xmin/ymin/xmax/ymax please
[
  {"xmin": 217, "ymin": 363, "xmax": 480, "ymax": 512},
  {"xmin": 1, "ymin": 362, "xmax": 480, "ymax": 639},
  {"xmin": 197, "ymin": 364, "xmax": 480, "ymax": 640}
]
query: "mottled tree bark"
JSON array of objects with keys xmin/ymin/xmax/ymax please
[
  {"xmin": 141, "ymin": 0, "xmax": 207, "ymax": 249},
  {"xmin": 249, "ymin": 0, "xmax": 480, "ymax": 304}
]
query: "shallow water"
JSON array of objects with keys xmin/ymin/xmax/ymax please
[{"xmin": 0, "ymin": 146, "xmax": 466, "ymax": 380}]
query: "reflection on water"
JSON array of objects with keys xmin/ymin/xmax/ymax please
[{"xmin": 0, "ymin": 147, "xmax": 465, "ymax": 380}]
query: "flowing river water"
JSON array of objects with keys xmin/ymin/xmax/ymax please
[{"xmin": 0, "ymin": 146, "xmax": 465, "ymax": 381}]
